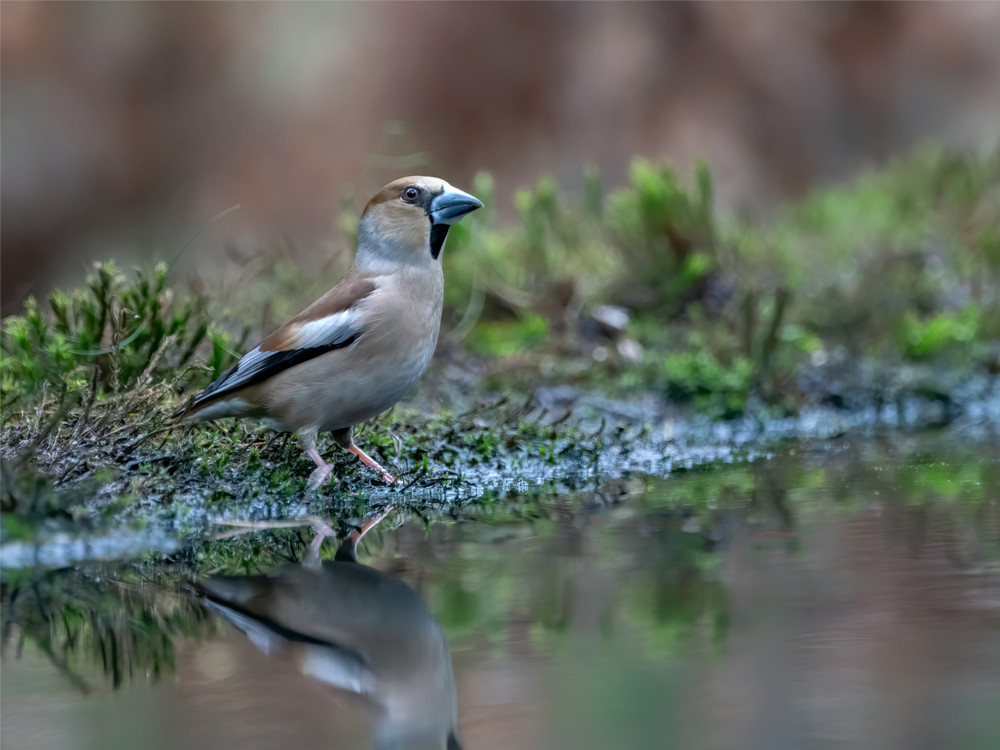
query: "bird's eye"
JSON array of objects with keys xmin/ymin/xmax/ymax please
[{"xmin": 402, "ymin": 185, "xmax": 422, "ymax": 203}]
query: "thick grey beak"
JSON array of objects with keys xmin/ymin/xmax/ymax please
[{"xmin": 429, "ymin": 185, "xmax": 483, "ymax": 225}]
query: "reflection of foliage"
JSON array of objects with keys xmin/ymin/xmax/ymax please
[
  {"xmin": 0, "ymin": 527, "xmax": 327, "ymax": 692},
  {"xmin": 894, "ymin": 452, "xmax": 1000, "ymax": 503},
  {"xmin": 3, "ymin": 437, "xmax": 998, "ymax": 698},
  {"xmin": 650, "ymin": 445, "xmax": 1000, "ymax": 548},
  {"xmin": 417, "ymin": 442, "xmax": 999, "ymax": 661},
  {"xmin": 189, "ymin": 527, "xmax": 317, "ymax": 575},
  {"xmin": 1, "ymin": 566, "xmax": 216, "ymax": 692},
  {"xmin": 1, "ymin": 456, "xmax": 129, "ymax": 525},
  {"xmin": 416, "ymin": 484, "xmax": 733, "ymax": 659},
  {"xmin": 617, "ymin": 515, "xmax": 729, "ymax": 656}
]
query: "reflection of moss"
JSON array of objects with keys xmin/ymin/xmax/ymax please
[
  {"xmin": 895, "ymin": 454, "xmax": 999, "ymax": 504},
  {"xmin": 410, "ymin": 482, "xmax": 736, "ymax": 659},
  {"xmin": 1, "ymin": 566, "xmax": 216, "ymax": 692},
  {"xmin": 619, "ymin": 521, "xmax": 728, "ymax": 657},
  {"xmin": 0, "ymin": 525, "xmax": 342, "ymax": 692}
]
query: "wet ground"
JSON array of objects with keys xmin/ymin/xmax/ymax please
[{"xmin": 2, "ymin": 431, "xmax": 999, "ymax": 750}]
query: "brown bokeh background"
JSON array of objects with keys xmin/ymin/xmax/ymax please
[{"xmin": 3, "ymin": 1, "xmax": 999, "ymax": 311}]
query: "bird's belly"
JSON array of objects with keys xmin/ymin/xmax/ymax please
[{"xmin": 266, "ymin": 329, "xmax": 437, "ymax": 434}]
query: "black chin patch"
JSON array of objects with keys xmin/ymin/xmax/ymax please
[{"xmin": 430, "ymin": 224, "xmax": 450, "ymax": 260}]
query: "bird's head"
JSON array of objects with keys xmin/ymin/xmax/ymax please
[{"xmin": 356, "ymin": 176, "xmax": 482, "ymax": 272}]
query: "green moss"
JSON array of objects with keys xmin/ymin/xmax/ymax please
[
  {"xmin": 902, "ymin": 306, "xmax": 982, "ymax": 361},
  {"xmin": 468, "ymin": 314, "xmax": 549, "ymax": 357},
  {"xmin": 661, "ymin": 350, "xmax": 754, "ymax": 418},
  {"xmin": 1, "ymin": 260, "xmax": 243, "ymax": 414}
]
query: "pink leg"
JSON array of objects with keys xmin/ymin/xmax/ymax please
[
  {"xmin": 354, "ymin": 506, "xmax": 393, "ymax": 543},
  {"xmin": 337, "ymin": 506, "xmax": 394, "ymax": 561},
  {"xmin": 305, "ymin": 517, "xmax": 337, "ymax": 568},
  {"xmin": 348, "ymin": 443, "xmax": 395, "ymax": 484}
]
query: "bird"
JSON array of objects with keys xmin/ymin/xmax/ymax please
[
  {"xmin": 174, "ymin": 177, "xmax": 482, "ymax": 488},
  {"xmin": 192, "ymin": 512, "xmax": 462, "ymax": 750}
]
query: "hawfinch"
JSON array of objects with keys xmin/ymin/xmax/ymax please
[
  {"xmin": 176, "ymin": 177, "xmax": 482, "ymax": 488},
  {"xmin": 194, "ymin": 512, "xmax": 462, "ymax": 750}
]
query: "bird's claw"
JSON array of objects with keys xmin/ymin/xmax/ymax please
[{"xmin": 306, "ymin": 464, "xmax": 335, "ymax": 491}]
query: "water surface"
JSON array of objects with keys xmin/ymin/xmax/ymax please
[{"xmin": 3, "ymin": 434, "xmax": 999, "ymax": 750}]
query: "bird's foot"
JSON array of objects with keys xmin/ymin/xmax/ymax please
[
  {"xmin": 305, "ymin": 447, "xmax": 337, "ymax": 490},
  {"xmin": 306, "ymin": 464, "xmax": 335, "ymax": 490},
  {"xmin": 348, "ymin": 443, "xmax": 396, "ymax": 484}
]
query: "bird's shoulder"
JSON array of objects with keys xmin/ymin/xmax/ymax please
[{"xmin": 259, "ymin": 272, "xmax": 379, "ymax": 352}]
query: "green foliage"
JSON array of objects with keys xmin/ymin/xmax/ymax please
[
  {"xmin": 452, "ymin": 147, "xmax": 998, "ymax": 414},
  {"xmin": 740, "ymin": 147, "xmax": 1000, "ymax": 362},
  {"xmin": 902, "ymin": 306, "xmax": 982, "ymax": 361},
  {"xmin": 606, "ymin": 159, "xmax": 716, "ymax": 307},
  {"xmin": 467, "ymin": 314, "xmax": 549, "ymax": 358},
  {"xmin": 323, "ymin": 147, "xmax": 1000, "ymax": 420},
  {"xmin": 1, "ymin": 261, "xmax": 240, "ymax": 413},
  {"xmin": 661, "ymin": 349, "xmax": 754, "ymax": 417},
  {"xmin": 2, "ymin": 144, "xmax": 997, "ymax": 483}
]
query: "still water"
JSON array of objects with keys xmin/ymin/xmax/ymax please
[{"xmin": 3, "ymin": 434, "xmax": 999, "ymax": 750}]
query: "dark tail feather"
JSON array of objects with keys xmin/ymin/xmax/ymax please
[{"xmin": 169, "ymin": 399, "xmax": 195, "ymax": 422}]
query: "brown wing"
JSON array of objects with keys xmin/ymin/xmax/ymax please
[
  {"xmin": 259, "ymin": 276, "xmax": 376, "ymax": 351},
  {"xmin": 188, "ymin": 275, "xmax": 377, "ymax": 408}
]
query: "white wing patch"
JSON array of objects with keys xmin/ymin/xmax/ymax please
[
  {"xmin": 192, "ymin": 307, "xmax": 366, "ymax": 407},
  {"xmin": 287, "ymin": 309, "xmax": 358, "ymax": 350}
]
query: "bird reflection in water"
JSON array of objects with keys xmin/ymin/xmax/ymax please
[{"xmin": 193, "ymin": 510, "xmax": 461, "ymax": 750}]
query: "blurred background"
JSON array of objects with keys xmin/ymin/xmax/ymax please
[
  {"xmin": 4, "ymin": 1, "xmax": 1000, "ymax": 310},
  {"xmin": 3, "ymin": 7, "xmax": 1000, "ymax": 749}
]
